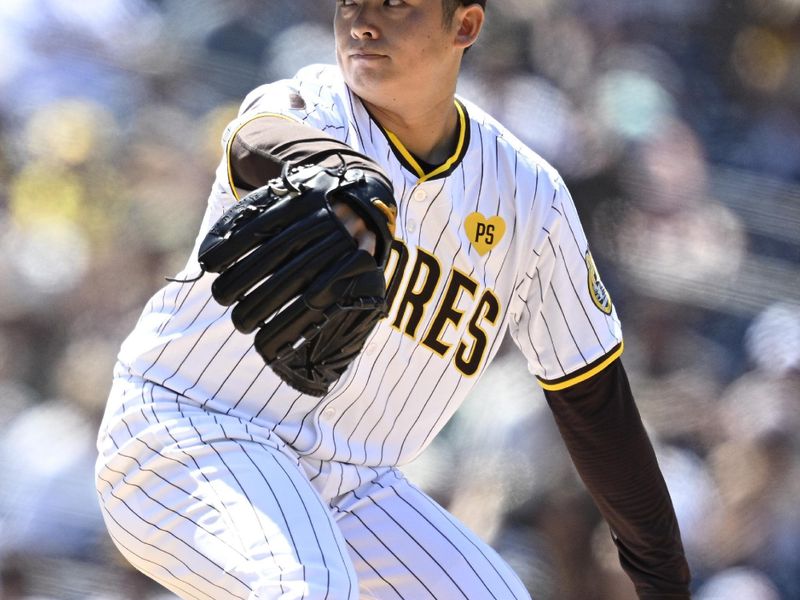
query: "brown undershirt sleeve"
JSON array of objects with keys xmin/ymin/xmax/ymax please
[
  {"xmin": 544, "ymin": 359, "xmax": 691, "ymax": 599},
  {"xmin": 229, "ymin": 116, "xmax": 390, "ymax": 192}
]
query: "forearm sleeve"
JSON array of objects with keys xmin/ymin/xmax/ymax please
[
  {"xmin": 544, "ymin": 359, "xmax": 691, "ymax": 599},
  {"xmin": 229, "ymin": 116, "xmax": 391, "ymax": 192}
]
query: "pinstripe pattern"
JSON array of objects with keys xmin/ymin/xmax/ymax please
[
  {"xmin": 97, "ymin": 380, "xmax": 529, "ymax": 599},
  {"xmin": 334, "ymin": 469, "xmax": 528, "ymax": 600},
  {"xmin": 98, "ymin": 64, "xmax": 622, "ymax": 598}
]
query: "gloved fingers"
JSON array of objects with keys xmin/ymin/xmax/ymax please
[
  {"xmin": 303, "ymin": 250, "xmax": 384, "ymax": 310},
  {"xmin": 231, "ymin": 234, "xmax": 354, "ymax": 333},
  {"xmin": 253, "ymin": 306, "xmax": 363, "ymax": 365},
  {"xmin": 199, "ymin": 178, "xmax": 333, "ymax": 272},
  {"xmin": 254, "ymin": 301, "xmax": 383, "ymax": 391},
  {"xmin": 210, "ymin": 210, "xmax": 337, "ymax": 306},
  {"xmin": 308, "ymin": 309, "xmax": 384, "ymax": 366},
  {"xmin": 254, "ymin": 298, "xmax": 331, "ymax": 364},
  {"xmin": 198, "ymin": 187, "xmax": 283, "ymax": 272}
]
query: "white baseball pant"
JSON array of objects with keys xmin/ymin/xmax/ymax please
[{"xmin": 95, "ymin": 384, "xmax": 531, "ymax": 600}]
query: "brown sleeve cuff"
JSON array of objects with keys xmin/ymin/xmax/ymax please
[
  {"xmin": 544, "ymin": 358, "xmax": 691, "ymax": 597},
  {"xmin": 228, "ymin": 116, "xmax": 391, "ymax": 193}
]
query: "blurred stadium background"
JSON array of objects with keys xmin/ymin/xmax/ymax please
[{"xmin": 0, "ymin": 0, "xmax": 798, "ymax": 598}]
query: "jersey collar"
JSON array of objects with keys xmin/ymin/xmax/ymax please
[{"xmin": 367, "ymin": 98, "xmax": 472, "ymax": 184}]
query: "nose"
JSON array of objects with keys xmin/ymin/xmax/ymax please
[{"xmin": 351, "ymin": 5, "xmax": 379, "ymax": 40}]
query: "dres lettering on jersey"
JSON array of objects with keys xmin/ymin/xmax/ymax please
[{"xmin": 384, "ymin": 239, "xmax": 500, "ymax": 377}]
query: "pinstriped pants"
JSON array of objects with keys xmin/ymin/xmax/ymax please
[{"xmin": 95, "ymin": 400, "xmax": 530, "ymax": 599}]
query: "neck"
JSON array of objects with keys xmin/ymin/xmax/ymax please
[{"xmin": 363, "ymin": 94, "xmax": 460, "ymax": 166}]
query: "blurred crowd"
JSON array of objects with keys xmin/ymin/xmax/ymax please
[{"xmin": 0, "ymin": 0, "xmax": 798, "ymax": 598}]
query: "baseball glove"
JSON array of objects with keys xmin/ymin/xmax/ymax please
[{"xmin": 197, "ymin": 162, "xmax": 397, "ymax": 397}]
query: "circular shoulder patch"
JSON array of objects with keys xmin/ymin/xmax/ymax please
[{"xmin": 585, "ymin": 251, "xmax": 613, "ymax": 315}]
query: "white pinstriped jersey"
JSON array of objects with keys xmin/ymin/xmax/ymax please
[{"xmin": 100, "ymin": 64, "xmax": 622, "ymax": 498}]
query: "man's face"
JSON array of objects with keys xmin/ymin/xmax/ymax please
[{"xmin": 334, "ymin": 0, "xmax": 461, "ymax": 106}]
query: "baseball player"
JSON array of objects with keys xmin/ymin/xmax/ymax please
[{"xmin": 95, "ymin": 1, "xmax": 691, "ymax": 599}]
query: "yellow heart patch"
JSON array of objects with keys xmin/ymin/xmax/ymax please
[{"xmin": 464, "ymin": 212, "xmax": 506, "ymax": 256}]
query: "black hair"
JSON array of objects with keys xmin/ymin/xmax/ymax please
[{"xmin": 442, "ymin": 0, "xmax": 486, "ymax": 24}]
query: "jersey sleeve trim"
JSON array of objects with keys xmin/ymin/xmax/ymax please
[
  {"xmin": 225, "ymin": 112, "xmax": 299, "ymax": 201},
  {"xmin": 537, "ymin": 341, "xmax": 624, "ymax": 391}
]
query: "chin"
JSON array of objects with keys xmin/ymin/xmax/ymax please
[{"xmin": 344, "ymin": 68, "xmax": 393, "ymax": 103}]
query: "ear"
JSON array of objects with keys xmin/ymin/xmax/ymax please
[{"xmin": 453, "ymin": 5, "xmax": 485, "ymax": 50}]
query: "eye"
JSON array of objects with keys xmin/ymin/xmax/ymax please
[
  {"xmin": 384, "ymin": 0, "xmax": 405, "ymax": 6},
  {"xmin": 338, "ymin": 0, "xmax": 356, "ymax": 6}
]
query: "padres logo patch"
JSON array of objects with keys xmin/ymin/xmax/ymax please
[
  {"xmin": 465, "ymin": 212, "xmax": 505, "ymax": 256},
  {"xmin": 586, "ymin": 251, "xmax": 613, "ymax": 314}
]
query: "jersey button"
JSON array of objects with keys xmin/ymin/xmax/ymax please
[
  {"xmin": 365, "ymin": 343, "xmax": 377, "ymax": 356},
  {"xmin": 412, "ymin": 188, "xmax": 427, "ymax": 202},
  {"xmin": 406, "ymin": 219, "xmax": 417, "ymax": 233},
  {"xmin": 322, "ymin": 406, "xmax": 336, "ymax": 419}
]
